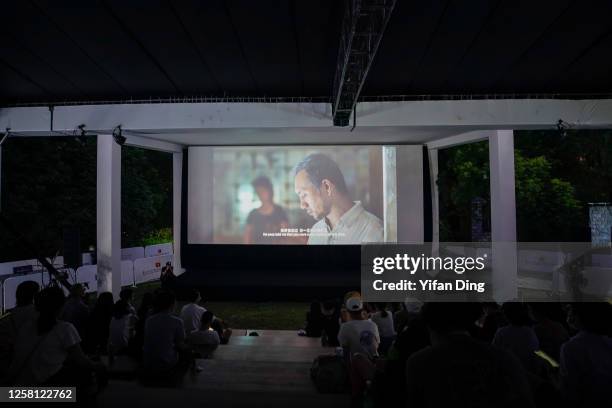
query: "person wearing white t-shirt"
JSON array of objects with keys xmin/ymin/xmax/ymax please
[
  {"xmin": 5, "ymin": 286, "xmax": 105, "ymax": 386},
  {"xmin": 370, "ymin": 302, "xmax": 396, "ymax": 355},
  {"xmin": 187, "ymin": 311, "xmax": 220, "ymax": 358},
  {"xmin": 108, "ymin": 300, "xmax": 137, "ymax": 354},
  {"xmin": 338, "ymin": 298, "xmax": 380, "ymax": 359},
  {"xmin": 180, "ymin": 289, "xmax": 207, "ymax": 334}
]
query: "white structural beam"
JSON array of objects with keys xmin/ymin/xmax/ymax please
[
  {"xmin": 426, "ymin": 130, "xmax": 490, "ymax": 150},
  {"xmin": 97, "ymin": 134, "xmax": 122, "ymax": 300},
  {"xmin": 489, "ymin": 130, "xmax": 518, "ymax": 301},
  {"xmin": 172, "ymin": 151, "xmax": 184, "ymax": 275},
  {"xmin": 2, "ymin": 99, "xmax": 612, "ymax": 141},
  {"xmin": 125, "ymin": 134, "xmax": 183, "ymax": 153}
]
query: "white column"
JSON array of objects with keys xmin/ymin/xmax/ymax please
[
  {"xmin": 172, "ymin": 151, "xmax": 184, "ymax": 274},
  {"xmin": 97, "ymin": 134, "xmax": 122, "ymax": 299},
  {"xmin": 0, "ymin": 145, "xmax": 2, "ymax": 212},
  {"xmin": 489, "ymin": 130, "xmax": 518, "ymax": 301},
  {"xmin": 428, "ymin": 148, "xmax": 439, "ymax": 245}
]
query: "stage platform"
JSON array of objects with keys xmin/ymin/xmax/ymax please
[{"xmin": 98, "ymin": 330, "xmax": 348, "ymax": 408}]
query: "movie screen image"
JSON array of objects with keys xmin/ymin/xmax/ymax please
[{"xmin": 188, "ymin": 145, "xmax": 410, "ymax": 245}]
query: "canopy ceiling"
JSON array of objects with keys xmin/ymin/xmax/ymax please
[{"xmin": 2, "ymin": 0, "xmax": 612, "ymax": 107}]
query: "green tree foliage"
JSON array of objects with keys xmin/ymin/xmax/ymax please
[
  {"xmin": 0, "ymin": 137, "xmax": 172, "ymax": 262},
  {"xmin": 438, "ymin": 130, "xmax": 611, "ymax": 242},
  {"xmin": 121, "ymin": 145, "xmax": 172, "ymax": 248}
]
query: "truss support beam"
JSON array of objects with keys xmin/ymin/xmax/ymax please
[{"xmin": 332, "ymin": 0, "xmax": 396, "ymax": 127}]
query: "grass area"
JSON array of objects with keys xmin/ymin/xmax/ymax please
[
  {"xmin": 118, "ymin": 281, "xmax": 309, "ymax": 330},
  {"xmin": 203, "ymin": 301, "xmax": 308, "ymax": 330}
]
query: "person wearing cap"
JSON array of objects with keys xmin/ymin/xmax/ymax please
[{"xmin": 337, "ymin": 297, "xmax": 380, "ymax": 360}]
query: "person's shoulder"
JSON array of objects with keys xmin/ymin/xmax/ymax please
[{"xmin": 246, "ymin": 208, "xmax": 258, "ymax": 222}]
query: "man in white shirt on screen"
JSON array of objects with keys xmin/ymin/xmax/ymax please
[{"xmin": 293, "ymin": 153, "xmax": 383, "ymax": 245}]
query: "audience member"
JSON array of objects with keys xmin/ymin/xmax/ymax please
[
  {"xmin": 338, "ymin": 298, "xmax": 380, "ymax": 360},
  {"xmin": 320, "ymin": 299, "xmax": 341, "ymax": 347},
  {"xmin": 5, "ymin": 286, "xmax": 106, "ymax": 390},
  {"xmin": 474, "ymin": 302, "xmax": 508, "ymax": 342},
  {"xmin": 119, "ymin": 288, "xmax": 136, "ymax": 315},
  {"xmin": 108, "ymin": 299, "xmax": 137, "ymax": 355},
  {"xmin": 10, "ymin": 281, "xmax": 41, "ymax": 330},
  {"xmin": 60, "ymin": 284, "xmax": 90, "ymax": 339},
  {"xmin": 142, "ymin": 290, "xmax": 188, "ymax": 376},
  {"xmin": 560, "ymin": 302, "xmax": 612, "ymax": 407},
  {"xmin": 85, "ymin": 292, "xmax": 114, "ymax": 355},
  {"xmin": 529, "ymin": 302, "xmax": 569, "ymax": 362},
  {"xmin": 0, "ymin": 281, "xmax": 40, "ymax": 378},
  {"xmin": 405, "ymin": 302, "xmax": 535, "ymax": 407},
  {"xmin": 370, "ymin": 302, "xmax": 395, "ymax": 355},
  {"xmin": 160, "ymin": 262, "xmax": 176, "ymax": 290},
  {"xmin": 304, "ymin": 301, "xmax": 325, "ymax": 337},
  {"xmin": 132, "ymin": 292, "xmax": 154, "ymax": 360},
  {"xmin": 393, "ymin": 298, "xmax": 422, "ymax": 334},
  {"xmin": 187, "ymin": 311, "xmax": 220, "ymax": 358},
  {"xmin": 492, "ymin": 302, "xmax": 540, "ymax": 373},
  {"xmin": 180, "ymin": 289, "xmax": 207, "ymax": 335}
]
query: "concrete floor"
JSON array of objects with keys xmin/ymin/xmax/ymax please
[{"xmin": 97, "ymin": 330, "xmax": 349, "ymax": 408}]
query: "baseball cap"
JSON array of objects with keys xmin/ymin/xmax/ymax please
[{"xmin": 345, "ymin": 297, "xmax": 363, "ymax": 312}]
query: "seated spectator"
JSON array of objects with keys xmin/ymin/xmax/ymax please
[
  {"xmin": 473, "ymin": 302, "xmax": 508, "ymax": 342},
  {"xmin": 84, "ymin": 292, "xmax": 114, "ymax": 355},
  {"xmin": 0, "ymin": 281, "xmax": 40, "ymax": 377},
  {"xmin": 160, "ymin": 262, "xmax": 176, "ymax": 290},
  {"xmin": 4, "ymin": 286, "xmax": 106, "ymax": 389},
  {"xmin": 372, "ymin": 311, "xmax": 430, "ymax": 407},
  {"xmin": 180, "ymin": 289, "xmax": 207, "ymax": 334},
  {"xmin": 304, "ymin": 301, "xmax": 324, "ymax": 337},
  {"xmin": 370, "ymin": 302, "xmax": 396, "ymax": 355},
  {"xmin": 187, "ymin": 311, "xmax": 220, "ymax": 358},
  {"xmin": 529, "ymin": 302, "xmax": 569, "ymax": 362},
  {"xmin": 340, "ymin": 291, "xmax": 362, "ymax": 323},
  {"xmin": 119, "ymin": 288, "xmax": 136, "ymax": 315},
  {"xmin": 394, "ymin": 298, "xmax": 422, "ymax": 334},
  {"xmin": 108, "ymin": 299, "xmax": 137, "ymax": 355},
  {"xmin": 338, "ymin": 297, "xmax": 380, "ymax": 399},
  {"xmin": 405, "ymin": 302, "xmax": 535, "ymax": 407},
  {"xmin": 320, "ymin": 299, "xmax": 341, "ymax": 347},
  {"xmin": 60, "ymin": 284, "xmax": 90, "ymax": 339},
  {"xmin": 492, "ymin": 302, "xmax": 540, "ymax": 373},
  {"xmin": 132, "ymin": 293, "xmax": 154, "ymax": 360},
  {"xmin": 560, "ymin": 302, "xmax": 612, "ymax": 407},
  {"xmin": 10, "ymin": 281, "xmax": 40, "ymax": 330},
  {"xmin": 142, "ymin": 290, "xmax": 188, "ymax": 376},
  {"xmin": 338, "ymin": 297, "xmax": 380, "ymax": 360}
]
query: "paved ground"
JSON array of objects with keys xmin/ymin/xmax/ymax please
[{"xmin": 97, "ymin": 330, "xmax": 348, "ymax": 408}]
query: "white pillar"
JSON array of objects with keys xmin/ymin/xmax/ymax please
[
  {"xmin": 428, "ymin": 148, "xmax": 439, "ymax": 245},
  {"xmin": 97, "ymin": 134, "xmax": 122, "ymax": 300},
  {"xmin": 489, "ymin": 130, "xmax": 518, "ymax": 301},
  {"xmin": 172, "ymin": 151, "xmax": 184, "ymax": 274},
  {"xmin": 0, "ymin": 145, "xmax": 2, "ymax": 212}
]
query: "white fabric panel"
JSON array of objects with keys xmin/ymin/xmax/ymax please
[
  {"xmin": 74, "ymin": 265, "xmax": 98, "ymax": 293},
  {"xmin": 121, "ymin": 247, "xmax": 145, "ymax": 261},
  {"xmin": 144, "ymin": 243, "xmax": 173, "ymax": 258},
  {"xmin": 121, "ymin": 260, "xmax": 135, "ymax": 287},
  {"xmin": 133, "ymin": 255, "xmax": 173, "ymax": 284},
  {"xmin": 0, "ymin": 259, "xmax": 39, "ymax": 276}
]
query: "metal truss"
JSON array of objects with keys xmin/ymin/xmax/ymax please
[{"xmin": 332, "ymin": 0, "xmax": 396, "ymax": 126}]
